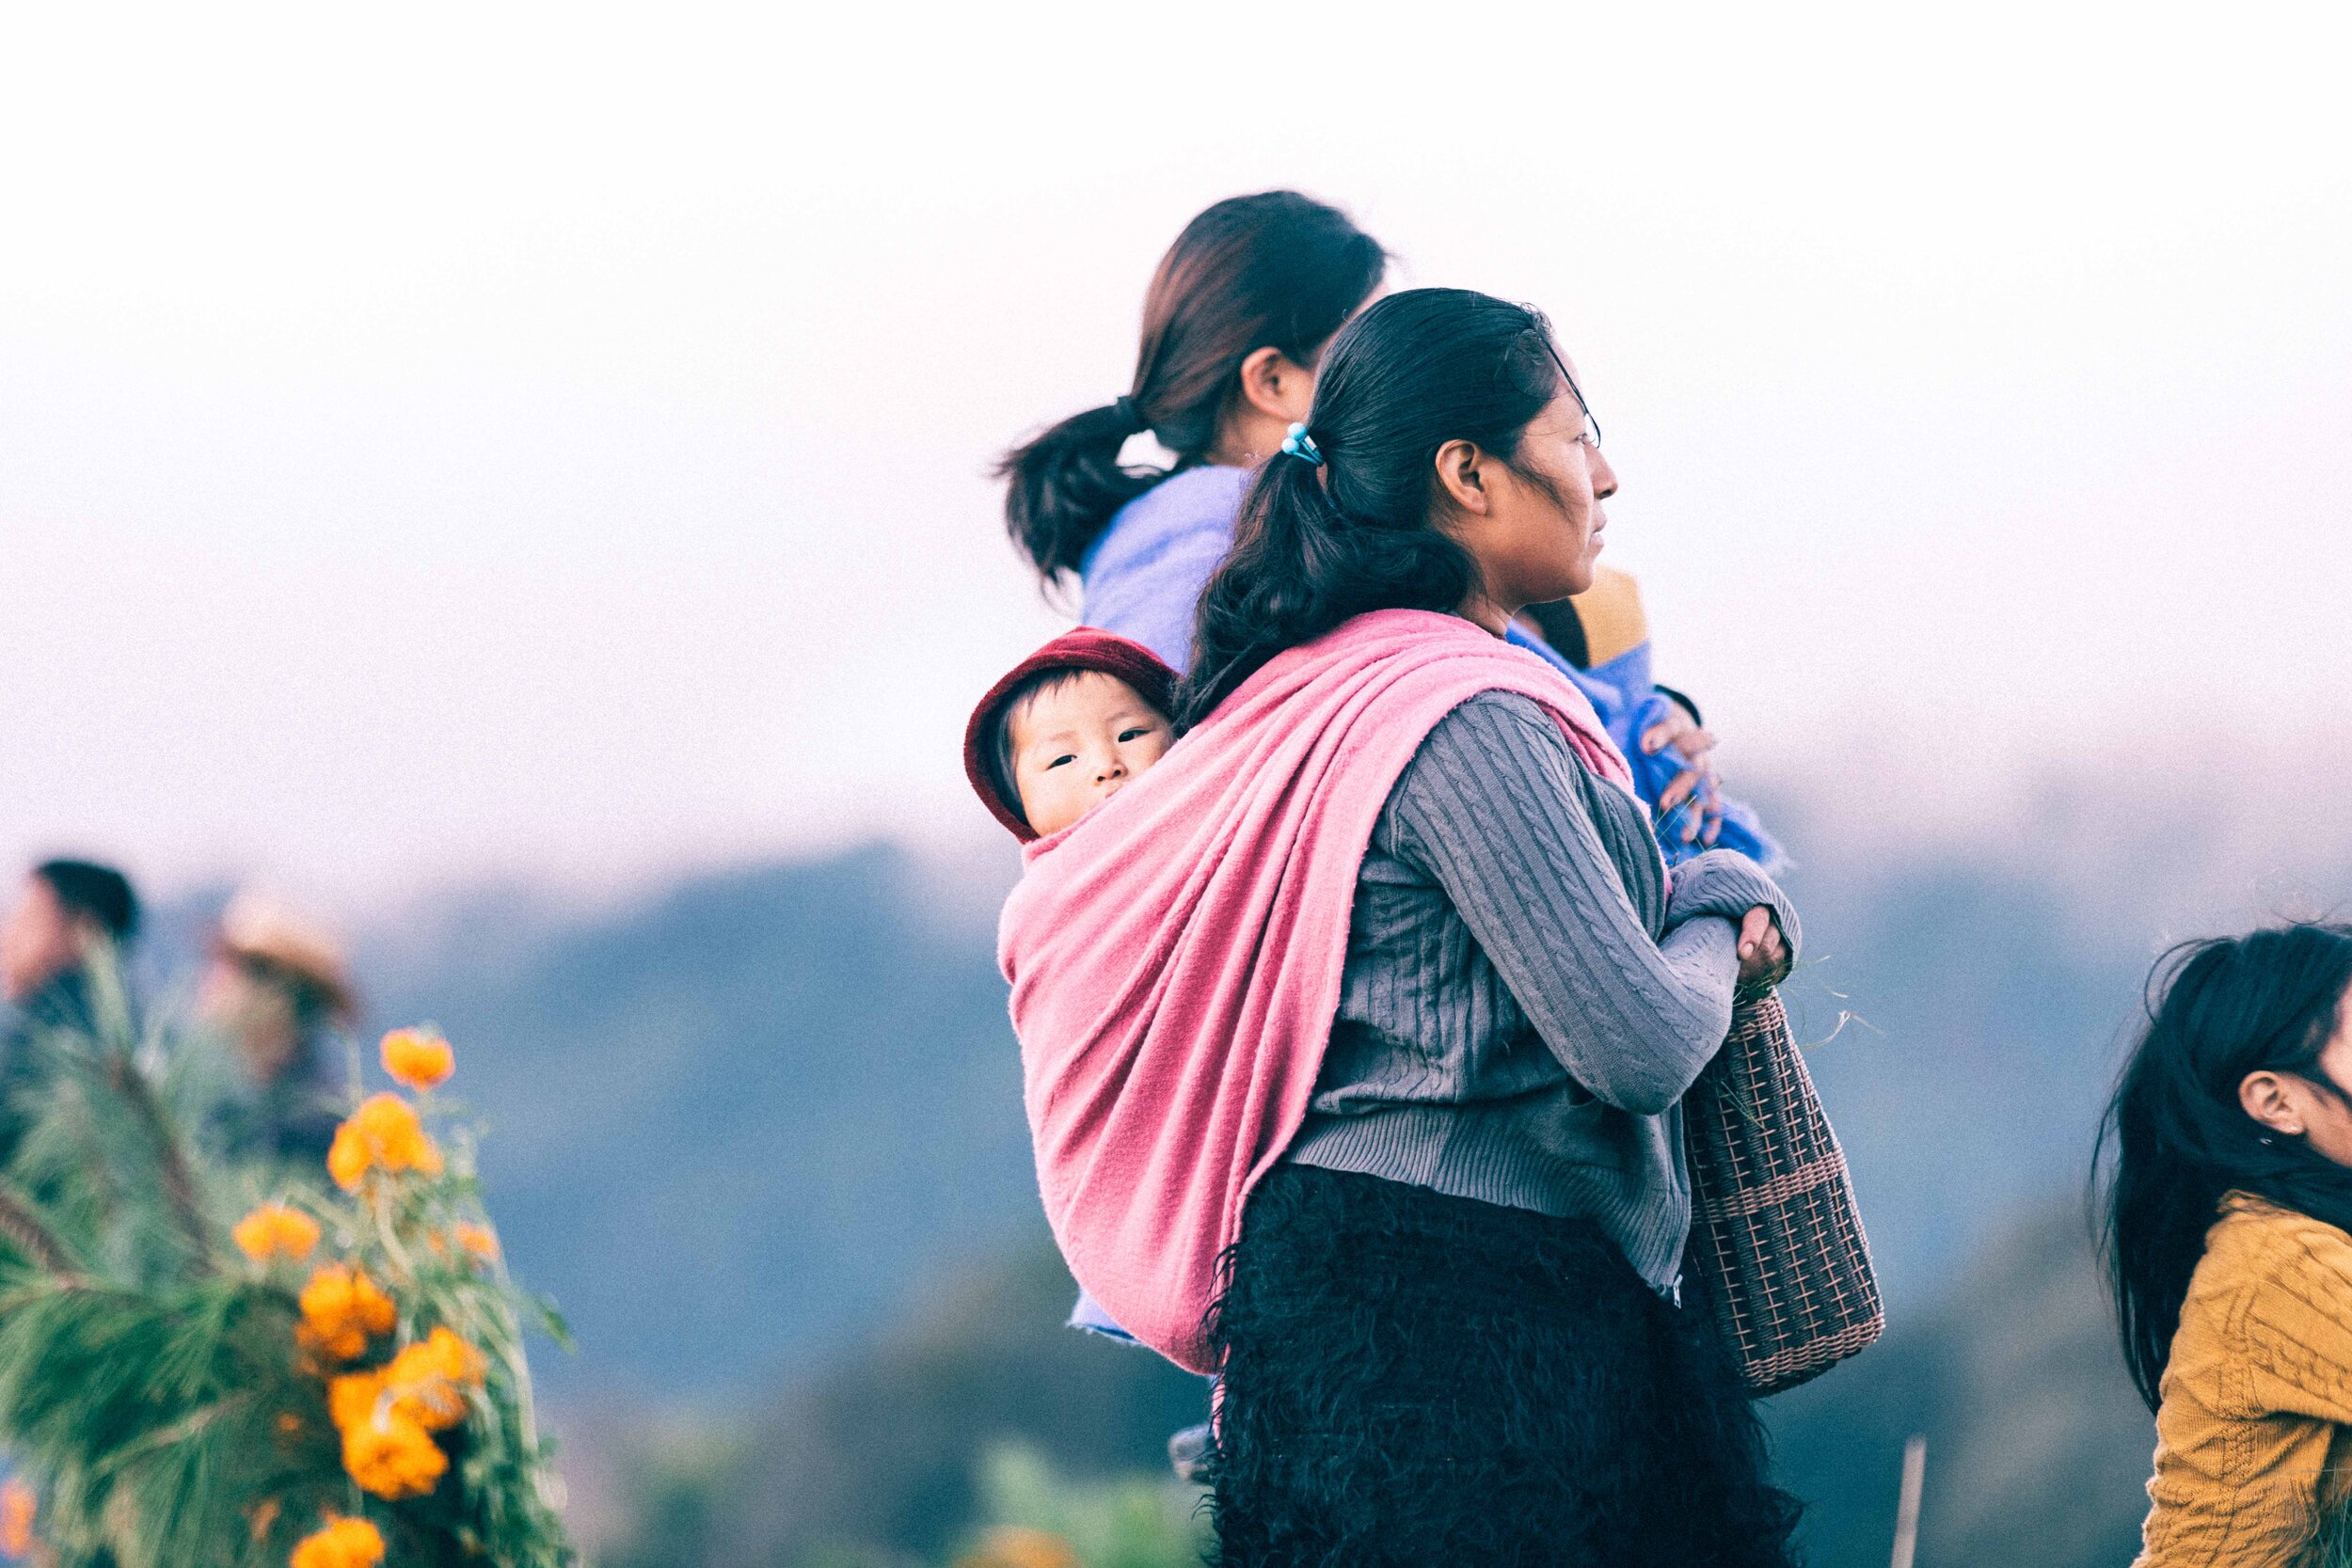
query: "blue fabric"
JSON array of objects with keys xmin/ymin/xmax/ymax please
[
  {"xmin": 1063, "ymin": 463, "xmax": 1781, "ymax": 1347},
  {"xmin": 1079, "ymin": 465, "xmax": 1253, "ymax": 673},
  {"xmin": 1068, "ymin": 1290, "xmax": 1138, "ymax": 1341},
  {"xmin": 1503, "ymin": 625, "xmax": 1784, "ymax": 874}
]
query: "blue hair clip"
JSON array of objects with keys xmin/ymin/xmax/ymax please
[{"xmin": 1279, "ymin": 421, "xmax": 1324, "ymax": 467}]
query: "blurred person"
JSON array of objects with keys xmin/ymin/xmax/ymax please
[
  {"xmin": 1002, "ymin": 291, "xmax": 1802, "ymax": 1566},
  {"xmin": 199, "ymin": 891, "xmax": 355, "ymax": 1169},
  {"xmin": 997, "ymin": 188, "xmax": 1774, "ymax": 864},
  {"xmin": 2101, "ymin": 923, "xmax": 2352, "ymax": 1567},
  {"xmin": 0, "ymin": 858, "xmax": 140, "ymax": 1162}
]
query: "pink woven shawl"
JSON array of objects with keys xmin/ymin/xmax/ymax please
[{"xmin": 998, "ymin": 609, "xmax": 1636, "ymax": 1372}]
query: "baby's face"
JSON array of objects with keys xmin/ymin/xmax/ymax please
[{"xmin": 1009, "ymin": 671, "xmax": 1174, "ymax": 838}]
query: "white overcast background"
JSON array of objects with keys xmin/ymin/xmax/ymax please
[{"xmin": 4, "ymin": 2, "xmax": 2349, "ymax": 915}]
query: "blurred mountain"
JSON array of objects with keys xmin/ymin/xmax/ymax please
[
  {"xmin": 1777, "ymin": 851, "xmax": 2151, "ymax": 1311},
  {"xmin": 693, "ymin": 1240, "xmax": 1207, "ymax": 1567},
  {"xmin": 315, "ymin": 821, "xmax": 2346, "ymax": 1562},
  {"xmin": 358, "ymin": 844, "xmax": 1040, "ymax": 1399},
  {"xmin": 1768, "ymin": 1204, "xmax": 2154, "ymax": 1568},
  {"xmin": 344, "ymin": 832, "xmax": 2172, "ymax": 1399}
]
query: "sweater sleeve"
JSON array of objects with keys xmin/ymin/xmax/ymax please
[
  {"xmin": 1386, "ymin": 693, "xmax": 1745, "ymax": 1117},
  {"xmin": 1664, "ymin": 849, "xmax": 1803, "ymax": 959}
]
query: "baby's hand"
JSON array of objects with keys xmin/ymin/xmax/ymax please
[
  {"xmin": 1736, "ymin": 907, "xmax": 1789, "ymax": 991},
  {"xmin": 1643, "ymin": 705, "xmax": 1723, "ymax": 847}
]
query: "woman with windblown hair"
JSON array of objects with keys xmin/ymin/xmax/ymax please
[
  {"xmin": 997, "ymin": 288, "xmax": 1802, "ymax": 1566},
  {"xmin": 2101, "ymin": 924, "xmax": 2352, "ymax": 1566}
]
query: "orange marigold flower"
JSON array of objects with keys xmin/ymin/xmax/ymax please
[
  {"xmin": 234, "ymin": 1203, "xmax": 322, "ymax": 1263},
  {"xmin": 289, "ymin": 1513, "xmax": 385, "ymax": 1568},
  {"xmin": 0, "ymin": 1478, "xmax": 35, "ymax": 1558},
  {"xmin": 326, "ymin": 1369, "xmax": 386, "ymax": 1433},
  {"xmin": 298, "ymin": 1265, "xmax": 397, "ymax": 1362},
  {"xmin": 379, "ymin": 1028, "xmax": 454, "ymax": 1092},
  {"xmin": 955, "ymin": 1528, "xmax": 1083, "ymax": 1568},
  {"xmin": 325, "ymin": 1131, "xmax": 367, "ymax": 1192},
  {"xmin": 326, "ymin": 1094, "xmax": 443, "ymax": 1192},
  {"xmin": 341, "ymin": 1410, "xmax": 447, "ymax": 1499},
  {"xmin": 381, "ymin": 1325, "xmax": 485, "ymax": 1431},
  {"xmin": 454, "ymin": 1222, "xmax": 500, "ymax": 1262}
]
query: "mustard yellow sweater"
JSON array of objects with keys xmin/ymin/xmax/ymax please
[{"xmin": 2137, "ymin": 1192, "xmax": 2352, "ymax": 1567}]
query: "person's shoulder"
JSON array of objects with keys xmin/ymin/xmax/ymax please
[
  {"xmin": 1161, "ymin": 462, "xmax": 1252, "ymax": 505},
  {"xmin": 1099, "ymin": 465, "xmax": 1248, "ymax": 546},
  {"xmin": 2211, "ymin": 1191, "xmax": 2352, "ymax": 1264},
  {"xmin": 1401, "ymin": 693, "xmax": 1589, "ymax": 812},
  {"xmin": 1437, "ymin": 689, "xmax": 1569, "ymax": 746},
  {"xmin": 1083, "ymin": 466, "xmax": 1248, "ymax": 598},
  {"xmin": 2195, "ymin": 1192, "xmax": 2352, "ymax": 1332}
]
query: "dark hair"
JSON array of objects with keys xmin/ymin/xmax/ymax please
[
  {"xmin": 33, "ymin": 859, "xmax": 140, "ymax": 942},
  {"xmin": 998, "ymin": 191, "xmax": 1387, "ymax": 587},
  {"xmin": 2097, "ymin": 923, "xmax": 2352, "ymax": 1410},
  {"xmin": 1175, "ymin": 288, "xmax": 1568, "ymax": 729},
  {"xmin": 1519, "ymin": 596, "xmax": 1592, "ymax": 668}
]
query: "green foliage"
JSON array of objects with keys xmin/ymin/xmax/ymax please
[
  {"xmin": 702, "ymin": 1238, "xmax": 1209, "ymax": 1563},
  {"xmin": 599, "ymin": 1419, "xmax": 750, "ymax": 1568},
  {"xmin": 963, "ymin": 1445, "xmax": 1206, "ymax": 1568},
  {"xmin": 0, "ymin": 1276, "xmax": 314, "ymax": 1568},
  {"xmin": 0, "ymin": 951, "xmax": 574, "ymax": 1566}
]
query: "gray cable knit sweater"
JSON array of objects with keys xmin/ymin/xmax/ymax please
[{"xmin": 1284, "ymin": 690, "xmax": 1802, "ymax": 1295}]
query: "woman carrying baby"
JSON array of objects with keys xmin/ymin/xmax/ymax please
[{"xmin": 998, "ymin": 288, "xmax": 1803, "ymax": 1567}]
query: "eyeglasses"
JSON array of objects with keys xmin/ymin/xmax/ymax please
[{"xmin": 1551, "ymin": 347, "xmax": 1603, "ymax": 450}]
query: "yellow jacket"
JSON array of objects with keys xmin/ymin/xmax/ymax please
[{"xmin": 2138, "ymin": 1191, "xmax": 2352, "ymax": 1567}]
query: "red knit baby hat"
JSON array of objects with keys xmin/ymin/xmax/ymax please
[{"xmin": 962, "ymin": 630, "xmax": 1180, "ymax": 842}]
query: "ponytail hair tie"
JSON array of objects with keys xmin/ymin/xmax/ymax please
[
  {"xmin": 1279, "ymin": 421, "xmax": 1324, "ymax": 467},
  {"xmin": 1111, "ymin": 395, "xmax": 1150, "ymax": 436}
]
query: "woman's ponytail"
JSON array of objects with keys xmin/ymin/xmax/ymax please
[
  {"xmin": 998, "ymin": 401, "xmax": 1159, "ymax": 585},
  {"xmin": 1173, "ymin": 289, "xmax": 1567, "ymax": 730},
  {"xmin": 998, "ymin": 191, "xmax": 1388, "ymax": 591},
  {"xmin": 1177, "ymin": 450, "xmax": 1472, "ymax": 729}
]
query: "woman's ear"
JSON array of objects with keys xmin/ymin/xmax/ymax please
[
  {"xmin": 1236, "ymin": 346, "xmax": 1314, "ymax": 423},
  {"xmin": 2240, "ymin": 1069, "xmax": 2311, "ymax": 1138},
  {"xmin": 1432, "ymin": 438, "xmax": 1491, "ymax": 515}
]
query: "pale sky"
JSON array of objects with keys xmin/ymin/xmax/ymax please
[{"xmin": 5, "ymin": 2, "xmax": 2349, "ymax": 915}]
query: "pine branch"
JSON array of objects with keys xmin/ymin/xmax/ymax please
[
  {"xmin": 104, "ymin": 1053, "xmax": 213, "ymax": 1266},
  {"xmin": 0, "ymin": 1180, "xmax": 78, "ymax": 1277},
  {"xmin": 90, "ymin": 1392, "xmax": 246, "ymax": 1475}
]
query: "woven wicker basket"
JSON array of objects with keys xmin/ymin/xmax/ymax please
[{"xmin": 1682, "ymin": 990, "xmax": 1883, "ymax": 1396}]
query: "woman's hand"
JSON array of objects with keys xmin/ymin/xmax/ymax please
[
  {"xmin": 1737, "ymin": 907, "xmax": 1789, "ymax": 991},
  {"xmin": 1643, "ymin": 705, "xmax": 1722, "ymax": 847}
]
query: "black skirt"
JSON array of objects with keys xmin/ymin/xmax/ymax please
[{"xmin": 1207, "ymin": 1165, "xmax": 1802, "ymax": 1568}]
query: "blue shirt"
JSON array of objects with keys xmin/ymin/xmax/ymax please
[{"xmin": 1079, "ymin": 465, "xmax": 1251, "ymax": 673}]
